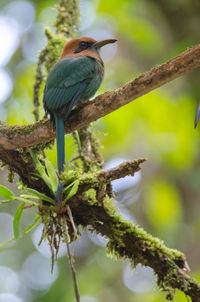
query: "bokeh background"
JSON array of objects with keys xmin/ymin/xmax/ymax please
[{"xmin": 0, "ymin": 0, "xmax": 200, "ymax": 301}]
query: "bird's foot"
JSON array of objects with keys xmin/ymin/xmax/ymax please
[{"xmin": 55, "ymin": 182, "xmax": 64, "ymax": 202}]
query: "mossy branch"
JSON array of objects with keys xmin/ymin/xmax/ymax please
[
  {"xmin": 1, "ymin": 0, "xmax": 200, "ymax": 300},
  {"xmin": 55, "ymin": 0, "xmax": 80, "ymax": 37},
  {"xmin": 1, "ymin": 42, "xmax": 200, "ymax": 150}
]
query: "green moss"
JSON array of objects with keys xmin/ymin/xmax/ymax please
[
  {"xmin": 44, "ymin": 28, "xmax": 66, "ymax": 72},
  {"xmin": 55, "ymin": 0, "xmax": 80, "ymax": 37},
  {"xmin": 83, "ymin": 189, "xmax": 98, "ymax": 205}
]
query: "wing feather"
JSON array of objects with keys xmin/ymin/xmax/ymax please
[{"xmin": 43, "ymin": 56, "xmax": 96, "ymax": 115}]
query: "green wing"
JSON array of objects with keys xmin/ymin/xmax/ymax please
[{"xmin": 44, "ymin": 56, "xmax": 96, "ymax": 111}]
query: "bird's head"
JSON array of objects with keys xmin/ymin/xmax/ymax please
[{"xmin": 60, "ymin": 37, "xmax": 117, "ymax": 62}]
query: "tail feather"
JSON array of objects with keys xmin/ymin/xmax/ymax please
[
  {"xmin": 195, "ymin": 103, "xmax": 200, "ymax": 128},
  {"xmin": 55, "ymin": 115, "xmax": 65, "ymax": 173}
]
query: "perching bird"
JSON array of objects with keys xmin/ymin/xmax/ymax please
[
  {"xmin": 194, "ymin": 103, "xmax": 200, "ymax": 128},
  {"xmin": 43, "ymin": 37, "xmax": 117, "ymax": 200}
]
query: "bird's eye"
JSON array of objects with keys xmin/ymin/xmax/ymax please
[{"xmin": 79, "ymin": 41, "xmax": 88, "ymax": 49}]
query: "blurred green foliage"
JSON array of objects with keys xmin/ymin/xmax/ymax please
[{"xmin": 0, "ymin": 0, "xmax": 200, "ymax": 301}]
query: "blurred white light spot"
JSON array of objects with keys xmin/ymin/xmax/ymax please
[
  {"xmin": 32, "ymin": 224, "xmax": 66, "ymax": 258},
  {"xmin": 87, "ymin": 229, "xmax": 108, "ymax": 247},
  {"xmin": 104, "ymin": 158, "xmax": 141, "ymax": 193},
  {"xmin": 0, "ymin": 106, "xmax": 6, "ymax": 121},
  {"xmin": 116, "ymin": 205, "xmax": 136, "ymax": 224},
  {"xmin": 73, "ymin": 232, "xmax": 92, "ymax": 257},
  {"xmin": 0, "ymin": 16, "xmax": 19, "ymax": 67},
  {"xmin": 38, "ymin": 7, "xmax": 56, "ymax": 26},
  {"xmin": 0, "ymin": 213, "xmax": 13, "ymax": 244},
  {"xmin": 22, "ymin": 23, "xmax": 46, "ymax": 62},
  {"xmin": 123, "ymin": 263, "xmax": 156, "ymax": 293},
  {"xmin": 0, "ymin": 293, "xmax": 23, "ymax": 302},
  {"xmin": 0, "ymin": 69, "xmax": 13, "ymax": 103},
  {"xmin": 21, "ymin": 252, "xmax": 58, "ymax": 290},
  {"xmin": 0, "ymin": 267, "xmax": 19, "ymax": 293},
  {"xmin": 0, "ymin": 250, "xmax": 22, "ymax": 270},
  {"xmin": 80, "ymin": 0, "xmax": 96, "ymax": 30},
  {"xmin": 81, "ymin": 296, "xmax": 99, "ymax": 302},
  {"xmin": 4, "ymin": 1, "xmax": 35, "ymax": 34}
]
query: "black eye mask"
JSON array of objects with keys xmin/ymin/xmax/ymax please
[{"xmin": 74, "ymin": 41, "xmax": 95, "ymax": 53}]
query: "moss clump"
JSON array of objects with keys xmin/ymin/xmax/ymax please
[
  {"xmin": 83, "ymin": 189, "xmax": 98, "ymax": 205},
  {"xmin": 55, "ymin": 0, "xmax": 80, "ymax": 38}
]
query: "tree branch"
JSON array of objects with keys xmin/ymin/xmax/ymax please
[
  {"xmin": 69, "ymin": 193, "xmax": 200, "ymax": 302},
  {"xmin": 1, "ymin": 42, "xmax": 200, "ymax": 150}
]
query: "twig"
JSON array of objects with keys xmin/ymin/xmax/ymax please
[
  {"xmin": 1, "ymin": 42, "xmax": 200, "ymax": 150},
  {"xmin": 100, "ymin": 158, "xmax": 147, "ymax": 182},
  {"xmin": 33, "ymin": 48, "xmax": 49, "ymax": 121},
  {"xmin": 66, "ymin": 205, "xmax": 78, "ymax": 239},
  {"xmin": 63, "ymin": 217, "xmax": 80, "ymax": 302}
]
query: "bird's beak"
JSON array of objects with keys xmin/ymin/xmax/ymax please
[{"xmin": 93, "ymin": 38, "xmax": 117, "ymax": 48}]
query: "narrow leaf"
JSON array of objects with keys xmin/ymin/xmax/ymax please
[
  {"xmin": 0, "ymin": 200, "xmax": 15, "ymax": 204},
  {"xmin": 63, "ymin": 181, "xmax": 76, "ymax": 194},
  {"xmin": 30, "ymin": 151, "xmax": 54, "ymax": 193},
  {"xmin": 0, "ymin": 238, "xmax": 15, "ymax": 248},
  {"xmin": 0, "ymin": 185, "xmax": 14, "ymax": 201},
  {"xmin": 44, "ymin": 158, "xmax": 58, "ymax": 193},
  {"xmin": 24, "ymin": 214, "xmax": 41, "ymax": 233},
  {"xmin": 64, "ymin": 180, "xmax": 79, "ymax": 202},
  {"xmin": 15, "ymin": 197, "xmax": 40, "ymax": 206},
  {"xmin": 25, "ymin": 188, "xmax": 55, "ymax": 204},
  {"xmin": 13, "ymin": 202, "xmax": 25, "ymax": 240}
]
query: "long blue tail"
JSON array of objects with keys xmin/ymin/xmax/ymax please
[
  {"xmin": 55, "ymin": 115, "xmax": 65, "ymax": 201},
  {"xmin": 55, "ymin": 115, "xmax": 65, "ymax": 173}
]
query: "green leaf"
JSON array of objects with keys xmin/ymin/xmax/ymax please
[
  {"xmin": 0, "ymin": 215, "xmax": 41, "ymax": 247},
  {"xmin": 0, "ymin": 200, "xmax": 15, "ymax": 204},
  {"xmin": 0, "ymin": 185, "xmax": 14, "ymax": 201},
  {"xmin": 64, "ymin": 180, "xmax": 79, "ymax": 202},
  {"xmin": 13, "ymin": 202, "xmax": 25, "ymax": 240},
  {"xmin": 0, "ymin": 238, "xmax": 15, "ymax": 248},
  {"xmin": 24, "ymin": 214, "xmax": 41, "ymax": 233},
  {"xmin": 74, "ymin": 130, "xmax": 81, "ymax": 149},
  {"xmin": 63, "ymin": 181, "xmax": 77, "ymax": 193},
  {"xmin": 30, "ymin": 151, "xmax": 54, "ymax": 194},
  {"xmin": 25, "ymin": 188, "xmax": 55, "ymax": 204},
  {"xmin": 15, "ymin": 196, "xmax": 40, "ymax": 206},
  {"xmin": 44, "ymin": 158, "xmax": 58, "ymax": 193}
]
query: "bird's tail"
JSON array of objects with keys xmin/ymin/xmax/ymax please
[
  {"xmin": 55, "ymin": 115, "xmax": 65, "ymax": 173},
  {"xmin": 55, "ymin": 115, "xmax": 65, "ymax": 202},
  {"xmin": 195, "ymin": 103, "xmax": 200, "ymax": 128}
]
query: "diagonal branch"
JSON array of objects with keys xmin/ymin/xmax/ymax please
[{"xmin": 1, "ymin": 42, "xmax": 200, "ymax": 151}]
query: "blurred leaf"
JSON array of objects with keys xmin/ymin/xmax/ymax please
[
  {"xmin": 0, "ymin": 199, "xmax": 15, "ymax": 204},
  {"xmin": 144, "ymin": 180, "xmax": 182, "ymax": 234},
  {"xmin": 30, "ymin": 150, "xmax": 54, "ymax": 194},
  {"xmin": 0, "ymin": 238, "xmax": 15, "ymax": 248},
  {"xmin": 44, "ymin": 157, "xmax": 58, "ymax": 193},
  {"xmin": 13, "ymin": 202, "xmax": 25, "ymax": 240},
  {"xmin": 64, "ymin": 180, "xmax": 79, "ymax": 202},
  {"xmin": 0, "ymin": 185, "xmax": 14, "ymax": 201},
  {"xmin": 25, "ymin": 188, "xmax": 55, "ymax": 204},
  {"xmin": 24, "ymin": 214, "xmax": 41, "ymax": 233}
]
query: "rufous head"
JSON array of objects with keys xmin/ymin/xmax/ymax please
[{"xmin": 60, "ymin": 36, "xmax": 117, "ymax": 62}]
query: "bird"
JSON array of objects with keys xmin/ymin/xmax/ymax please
[
  {"xmin": 43, "ymin": 36, "xmax": 117, "ymax": 201},
  {"xmin": 194, "ymin": 103, "xmax": 200, "ymax": 128}
]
